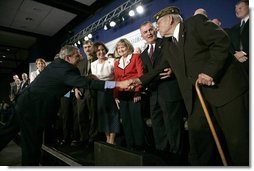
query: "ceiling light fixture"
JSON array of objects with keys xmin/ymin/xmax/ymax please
[
  {"xmin": 128, "ymin": 10, "xmax": 135, "ymax": 17},
  {"xmin": 136, "ymin": 5, "xmax": 144, "ymax": 14},
  {"xmin": 109, "ymin": 21, "xmax": 116, "ymax": 27},
  {"xmin": 88, "ymin": 33, "xmax": 92, "ymax": 39},
  {"xmin": 84, "ymin": 36, "xmax": 89, "ymax": 41}
]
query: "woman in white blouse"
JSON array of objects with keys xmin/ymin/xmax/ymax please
[
  {"xmin": 30, "ymin": 58, "xmax": 46, "ymax": 83},
  {"xmin": 91, "ymin": 42, "xmax": 120, "ymax": 144}
]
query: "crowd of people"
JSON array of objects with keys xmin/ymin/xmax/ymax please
[{"xmin": 0, "ymin": 0, "xmax": 249, "ymax": 166}]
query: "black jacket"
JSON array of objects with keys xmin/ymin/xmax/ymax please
[
  {"xmin": 15, "ymin": 58, "xmax": 105, "ymax": 126},
  {"xmin": 140, "ymin": 38, "xmax": 182, "ymax": 102},
  {"xmin": 141, "ymin": 14, "xmax": 248, "ymax": 114}
]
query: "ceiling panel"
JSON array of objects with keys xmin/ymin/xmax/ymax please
[
  {"xmin": 0, "ymin": 0, "xmax": 22, "ymax": 10},
  {"xmin": 0, "ymin": 8, "xmax": 18, "ymax": 26},
  {"xmin": 0, "ymin": 0, "xmax": 115, "ymax": 76},
  {"xmin": 36, "ymin": 8, "xmax": 76, "ymax": 36},
  {"xmin": 0, "ymin": 0, "xmax": 77, "ymax": 36},
  {"xmin": 74, "ymin": 0, "xmax": 96, "ymax": 6},
  {"xmin": 19, "ymin": 0, "xmax": 52, "ymax": 14},
  {"xmin": 11, "ymin": 11, "xmax": 42, "ymax": 31}
]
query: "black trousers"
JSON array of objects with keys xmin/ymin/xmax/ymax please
[
  {"xmin": 150, "ymin": 96, "xmax": 186, "ymax": 155},
  {"xmin": 75, "ymin": 91, "xmax": 97, "ymax": 142},
  {"xmin": 188, "ymin": 91, "xmax": 249, "ymax": 166},
  {"xmin": 58, "ymin": 96, "xmax": 73, "ymax": 142},
  {"xmin": 119, "ymin": 92, "xmax": 145, "ymax": 148},
  {"xmin": 15, "ymin": 91, "xmax": 60, "ymax": 165}
]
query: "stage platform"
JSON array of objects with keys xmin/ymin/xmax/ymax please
[
  {"xmin": 0, "ymin": 140, "xmax": 188, "ymax": 166},
  {"xmin": 0, "ymin": 121, "xmax": 189, "ymax": 166}
]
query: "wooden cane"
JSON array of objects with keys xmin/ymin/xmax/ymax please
[{"xmin": 195, "ymin": 80, "xmax": 228, "ymax": 166}]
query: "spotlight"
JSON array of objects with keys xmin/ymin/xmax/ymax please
[
  {"xmin": 88, "ymin": 33, "xmax": 92, "ymax": 39},
  {"xmin": 128, "ymin": 10, "xmax": 135, "ymax": 17},
  {"xmin": 77, "ymin": 40, "xmax": 81, "ymax": 45},
  {"xmin": 104, "ymin": 25, "xmax": 108, "ymax": 30},
  {"xmin": 84, "ymin": 36, "xmax": 89, "ymax": 41},
  {"xmin": 74, "ymin": 43, "xmax": 78, "ymax": 47},
  {"xmin": 109, "ymin": 21, "xmax": 116, "ymax": 27},
  {"xmin": 136, "ymin": 5, "xmax": 144, "ymax": 14}
]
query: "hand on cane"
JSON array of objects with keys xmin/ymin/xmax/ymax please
[{"xmin": 197, "ymin": 73, "xmax": 215, "ymax": 86}]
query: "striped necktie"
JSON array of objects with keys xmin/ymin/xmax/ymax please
[{"xmin": 149, "ymin": 44, "xmax": 154, "ymax": 63}]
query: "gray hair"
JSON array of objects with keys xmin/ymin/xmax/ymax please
[
  {"xmin": 59, "ymin": 45, "xmax": 79, "ymax": 59},
  {"xmin": 83, "ymin": 40, "xmax": 93, "ymax": 45},
  {"xmin": 140, "ymin": 21, "xmax": 155, "ymax": 29},
  {"xmin": 22, "ymin": 73, "xmax": 28, "ymax": 77}
]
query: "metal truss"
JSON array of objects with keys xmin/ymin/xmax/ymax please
[{"xmin": 63, "ymin": 0, "xmax": 142, "ymax": 45}]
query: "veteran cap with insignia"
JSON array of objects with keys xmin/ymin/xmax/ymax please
[{"xmin": 154, "ymin": 6, "xmax": 180, "ymax": 21}]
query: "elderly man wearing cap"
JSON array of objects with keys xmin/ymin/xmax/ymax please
[{"xmin": 133, "ymin": 6, "xmax": 248, "ymax": 166}]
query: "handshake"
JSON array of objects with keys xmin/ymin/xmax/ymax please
[
  {"xmin": 115, "ymin": 67, "xmax": 173, "ymax": 89},
  {"xmin": 116, "ymin": 78, "xmax": 142, "ymax": 89}
]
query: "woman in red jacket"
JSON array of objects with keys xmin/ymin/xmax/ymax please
[{"xmin": 114, "ymin": 38, "xmax": 145, "ymax": 150}]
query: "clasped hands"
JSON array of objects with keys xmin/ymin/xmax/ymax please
[
  {"xmin": 115, "ymin": 79, "xmax": 141, "ymax": 90},
  {"xmin": 116, "ymin": 67, "xmax": 172, "ymax": 89}
]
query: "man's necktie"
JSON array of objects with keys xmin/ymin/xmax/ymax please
[
  {"xmin": 172, "ymin": 36, "xmax": 178, "ymax": 44},
  {"xmin": 239, "ymin": 20, "xmax": 246, "ymax": 50},
  {"xmin": 240, "ymin": 20, "xmax": 245, "ymax": 33},
  {"xmin": 88, "ymin": 59, "xmax": 92, "ymax": 74},
  {"xmin": 149, "ymin": 44, "xmax": 154, "ymax": 63}
]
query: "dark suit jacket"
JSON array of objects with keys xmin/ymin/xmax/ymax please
[
  {"xmin": 20, "ymin": 80, "xmax": 29, "ymax": 92},
  {"xmin": 229, "ymin": 20, "xmax": 249, "ymax": 55},
  {"xmin": 141, "ymin": 14, "xmax": 248, "ymax": 114},
  {"xmin": 9, "ymin": 81, "xmax": 16, "ymax": 98},
  {"xmin": 140, "ymin": 38, "xmax": 182, "ymax": 102},
  {"xmin": 228, "ymin": 19, "xmax": 249, "ymax": 74},
  {"xmin": 15, "ymin": 58, "xmax": 105, "ymax": 126},
  {"xmin": 77, "ymin": 57, "xmax": 97, "ymax": 97},
  {"xmin": 10, "ymin": 84, "xmax": 20, "ymax": 100},
  {"xmin": 165, "ymin": 14, "xmax": 248, "ymax": 114}
]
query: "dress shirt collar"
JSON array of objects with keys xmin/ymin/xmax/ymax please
[
  {"xmin": 118, "ymin": 54, "xmax": 132, "ymax": 69},
  {"xmin": 173, "ymin": 23, "xmax": 180, "ymax": 42},
  {"xmin": 36, "ymin": 69, "xmax": 40, "ymax": 75},
  {"xmin": 241, "ymin": 15, "xmax": 249, "ymax": 25},
  {"xmin": 148, "ymin": 43, "xmax": 155, "ymax": 53}
]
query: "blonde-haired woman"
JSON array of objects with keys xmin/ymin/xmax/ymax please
[
  {"xmin": 30, "ymin": 58, "xmax": 46, "ymax": 83},
  {"xmin": 114, "ymin": 38, "xmax": 145, "ymax": 150}
]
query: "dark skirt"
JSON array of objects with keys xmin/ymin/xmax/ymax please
[{"xmin": 97, "ymin": 89, "xmax": 120, "ymax": 133}]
